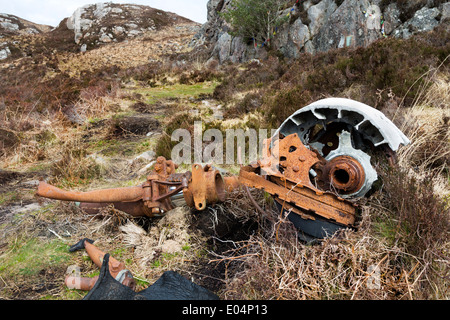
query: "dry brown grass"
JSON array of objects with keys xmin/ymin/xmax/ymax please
[
  {"xmin": 398, "ymin": 105, "xmax": 449, "ymax": 198},
  {"xmin": 0, "ymin": 104, "xmax": 58, "ymax": 167},
  {"xmin": 57, "ymin": 24, "xmax": 198, "ymax": 79},
  {"xmin": 397, "ymin": 63, "xmax": 450, "ymax": 200},
  {"xmin": 213, "ymin": 191, "xmax": 448, "ymax": 299}
]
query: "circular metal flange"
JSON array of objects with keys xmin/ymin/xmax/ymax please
[
  {"xmin": 271, "ymin": 98, "xmax": 411, "ymax": 198},
  {"xmin": 323, "ymin": 155, "xmax": 366, "ymax": 195},
  {"xmin": 325, "ymin": 131, "xmax": 377, "ymax": 198}
]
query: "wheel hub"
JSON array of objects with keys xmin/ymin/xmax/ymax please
[
  {"xmin": 322, "ymin": 131, "xmax": 378, "ymax": 198},
  {"xmin": 323, "ymin": 155, "xmax": 366, "ymax": 194}
]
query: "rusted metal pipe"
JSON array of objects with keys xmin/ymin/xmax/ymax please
[
  {"xmin": 36, "ymin": 161, "xmax": 231, "ymax": 217},
  {"xmin": 36, "ymin": 181, "xmax": 144, "ymax": 203},
  {"xmin": 78, "ymin": 201, "xmax": 152, "ymax": 217},
  {"xmin": 65, "ymin": 275, "xmax": 98, "ymax": 291},
  {"xmin": 65, "ymin": 239, "xmax": 136, "ymax": 291},
  {"xmin": 323, "ymin": 155, "xmax": 366, "ymax": 194}
]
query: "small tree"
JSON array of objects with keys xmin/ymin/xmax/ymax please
[{"xmin": 221, "ymin": 0, "xmax": 289, "ymax": 49}]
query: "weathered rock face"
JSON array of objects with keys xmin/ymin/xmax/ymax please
[
  {"xmin": 196, "ymin": 0, "xmax": 449, "ymax": 63},
  {"xmin": 0, "ymin": 13, "xmax": 51, "ymax": 35},
  {"xmin": 65, "ymin": 2, "xmax": 196, "ymax": 51},
  {"xmin": 392, "ymin": 6, "xmax": 441, "ymax": 38},
  {"xmin": 190, "ymin": 0, "xmax": 250, "ymax": 64},
  {"xmin": 0, "ymin": 13, "xmax": 52, "ymax": 60}
]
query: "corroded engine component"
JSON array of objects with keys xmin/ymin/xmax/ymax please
[
  {"xmin": 36, "ymin": 156, "xmax": 227, "ymax": 217},
  {"xmin": 241, "ymin": 132, "xmax": 356, "ymax": 225},
  {"xmin": 274, "ymin": 98, "xmax": 410, "ymax": 199},
  {"xmin": 321, "ymin": 130, "xmax": 378, "ymax": 198},
  {"xmin": 265, "ymin": 97, "xmax": 410, "ymax": 240}
]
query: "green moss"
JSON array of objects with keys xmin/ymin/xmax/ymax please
[
  {"xmin": 26, "ymin": 161, "xmax": 52, "ymax": 173},
  {"xmin": 134, "ymin": 82, "xmax": 218, "ymax": 105},
  {"xmin": 0, "ymin": 190, "xmax": 19, "ymax": 206},
  {"xmin": 151, "ymin": 260, "xmax": 161, "ymax": 268},
  {"xmin": 0, "ymin": 238, "xmax": 71, "ymax": 278},
  {"xmin": 111, "ymin": 247, "xmax": 127, "ymax": 260},
  {"xmin": 88, "ymin": 138, "xmax": 153, "ymax": 158},
  {"xmin": 88, "ymin": 139, "xmax": 120, "ymax": 152},
  {"xmin": 34, "ymin": 129, "xmax": 57, "ymax": 145}
]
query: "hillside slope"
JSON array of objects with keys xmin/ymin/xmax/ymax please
[
  {"xmin": 0, "ymin": 2, "xmax": 448, "ymax": 301},
  {"xmin": 0, "ymin": 2, "xmax": 199, "ymax": 61},
  {"xmin": 0, "ymin": 13, "xmax": 52, "ymax": 35}
]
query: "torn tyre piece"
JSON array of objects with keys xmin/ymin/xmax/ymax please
[
  {"xmin": 274, "ymin": 201, "xmax": 349, "ymax": 244},
  {"xmin": 83, "ymin": 254, "xmax": 219, "ymax": 300}
]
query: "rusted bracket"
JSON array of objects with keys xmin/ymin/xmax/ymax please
[
  {"xmin": 142, "ymin": 174, "xmax": 188, "ymax": 215},
  {"xmin": 183, "ymin": 164, "xmax": 226, "ymax": 211},
  {"xmin": 238, "ymin": 165, "xmax": 356, "ymax": 226},
  {"xmin": 36, "ymin": 159, "xmax": 227, "ymax": 217},
  {"xmin": 265, "ymin": 132, "xmax": 321, "ymax": 188}
]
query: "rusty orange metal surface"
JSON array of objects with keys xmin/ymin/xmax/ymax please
[
  {"xmin": 65, "ymin": 275, "xmax": 98, "ymax": 291},
  {"xmin": 222, "ymin": 133, "xmax": 357, "ymax": 226},
  {"xmin": 265, "ymin": 133, "xmax": 320, "ymax": 188},
  {"xmin": 185, "ymin": 164, "xmax": 226, "ymax": 210},
  {"xmin": 36, "ymin": 181, "xmax": 144, "ymax": 203},
  {"xmin": 36, "ymin": 158, "xmax": 228, "ymax": 217},
  {"xmin": 320, "ymin": 155, "xmax": 366, "ymax": 195},
  {"xmin": 79, "ymin": 201, "xmax": 153, "ymax": 217},
  {"xmin": 223, "ymin": 176, "xmax": 240, "ymax": 192},
  {"xmin": 238, "ymin": 165, "xmax": 356, "ymax": 226},
  {"xmin": 84, "ymin": 240, "xmax": 126, "ymax": 278}
]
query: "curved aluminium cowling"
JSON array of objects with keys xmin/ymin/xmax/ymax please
[{"xmin": 274, "ymin": 97, "xmax": 410, "ymax": 152}]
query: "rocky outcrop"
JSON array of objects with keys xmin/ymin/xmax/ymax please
[
  {"xmin": 196, "ymin": 0, "xmax": 449, "ymax": 63},
  {"xmin": 0, "ymin": 13, "xmax": 51, "ymax": 35},
  {"xmin": 392, "ymin": 5, "xmax": 442, "ymax": 38},
  {"xmin": 0, "ymin": 13, "xmax": 52, "ymax": 60},
  {"xmin": 0, "ymin": 3, "xmax": 201, "ymax": 64},
  {"xmin": 65, "ymin": 2, "xmax": 198, "ymax": 51}
]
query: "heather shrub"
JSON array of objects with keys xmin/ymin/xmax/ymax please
[
  {"xmin": 50, "ymin": 137, "xmax": 102, "ymax": 188},
  {"xmin": 154, "ymin": 112, "xmax": 202, "ymax": 160},
  {"xmin": 211, "ymin": 25, "xmax": 449, "ymax": 128}
]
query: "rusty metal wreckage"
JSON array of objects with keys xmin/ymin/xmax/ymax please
[
  {"xmin": 36, "ymin": 98, "xmax": 411, "ymax": 242},
  {"xmin": 34, "ymin": 98, "xmax": 411, "ymax": 296}
]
